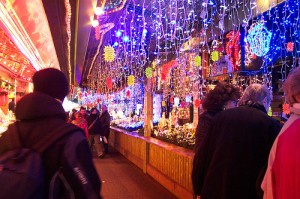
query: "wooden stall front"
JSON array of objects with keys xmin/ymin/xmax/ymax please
[{"xmin": 109, "ymin": 127, "xmax": 194, "ymax": 199}]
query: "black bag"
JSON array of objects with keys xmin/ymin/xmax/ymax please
[{"xmin": 0, "ymin": 123, "xmax": 80, "ymax": 199}]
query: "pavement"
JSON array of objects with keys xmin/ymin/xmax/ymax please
[{"xmin": 93, "ymin": 148, "xmax": 178, "ymax": 199}]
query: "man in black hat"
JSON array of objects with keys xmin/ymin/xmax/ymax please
[{"xmin": 0, "ymin": 68, "xmax": 102, "ymax": 199}]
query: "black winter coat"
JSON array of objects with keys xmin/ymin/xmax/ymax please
[
  {"xmin": 99, "ymin": 110, "xmax": 111, "ymax": 137},
  {"xmin": 192, "ymin": 103, "xmax": 281, "ymax": 199},
  {"xmin": 0, "ymin": 92, "xmax": 101, "ymax": 199}
]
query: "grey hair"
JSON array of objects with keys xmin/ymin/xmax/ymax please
[
  {"xmin": 282, "ymin": 67, "xmax": 300, "ymax": 105},
  {"xmin": 238, "ymin": 84, "xmax": 272, "ymax": 106}
]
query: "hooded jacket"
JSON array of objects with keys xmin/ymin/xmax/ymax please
[{"xmin": 0, "ymin": 92, "xmax": 101, "ymax": 199}]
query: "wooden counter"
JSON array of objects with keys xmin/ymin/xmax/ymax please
[{"xmin": 109, "ymin": 127, "xmax": 194, "ymax": 199}]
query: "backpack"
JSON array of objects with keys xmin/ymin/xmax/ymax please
[{"xmin": 0, "ymin": 122, "xmax": 81, "ymax": 199}]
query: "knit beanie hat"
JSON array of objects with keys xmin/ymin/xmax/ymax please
[{"xmin": 32, "ymin": 68, "xmax": 69, "ymax": 101}]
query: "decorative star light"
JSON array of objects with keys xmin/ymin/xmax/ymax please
[
  {"xmin": 194, "ymin": 56, "xmax": 202, "ymax": 67},
  {"xmin": 104, "ymin": 46, "xmax": 115, "ymax": 62},
  {"xmin": 246, "ymin": 21, "xmax": 272, "ymax": 57},
  {"xmin": 145, "ymin": 67, "xmax": 153, "ymax": 78},
  {"xmin": 127, "ymin": 75, "xmax": 135, "ymax": 86},
  {"xmin": 211, "ymin": 51, "xmax": 219, "ymax": 61}
]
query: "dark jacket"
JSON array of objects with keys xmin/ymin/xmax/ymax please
[
  {"xmin": 87, "ymin": 113, "xmax": 101, "ymax": 135},
  {"xmin": 192, "ymin": 103, "xmax": 281, "ymax": 199},
  {"xmin": 0, "ymin": 92, "xmax": 101, "ymax": 199},
  {"xmin": 99, "ymin": 110, "xmax": 111, "ymax": 137},
  {"xmin": 194, "ymin": 109, "xmax": 222, "ymax": 152}
]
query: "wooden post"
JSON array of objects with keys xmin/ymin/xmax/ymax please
[
  {"xmin": 143, "ymin": 77, "xmax": 153, "ymax": 173},
  {"xmin": 144, "ymin": 77, "xmax": 153, "ymax": 137}
]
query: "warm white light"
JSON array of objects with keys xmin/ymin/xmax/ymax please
[
  {"xmin": 92, "ymin": 19, "xmax": 99, "ymax": 27},
  {"xmin": 95, "ymin": 7, "xmax": 104, "ymax": 16}
]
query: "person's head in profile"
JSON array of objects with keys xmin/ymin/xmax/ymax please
[{"xmin": 32, "ymin": 68, "xmax": 69, "ymax": 103}]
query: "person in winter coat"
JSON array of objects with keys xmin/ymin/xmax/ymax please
[
  {"xmin": 87, "ymin": 107, "xmax": 103, "ymax": 158},
  {"xmin": 192, "ymin": 84, "xmax": 282, "ymax": 199},
  {"xmin": 72, "ymin": 111, "xmax": 89, "ymax": 138},
  {"xmin": 99, "ymin": 104, "xmax": 111, "ymax": 157},
  {"xmin": 0, "ymin": 68, "xmax": 102, "ymax": 199},
  {"xmin": 262, "ymin": 66, "xmax": 300, "ymax": 199},
  {"xmin": 194, "ymin": 82, "xmax": 241, "ymax": 152}
]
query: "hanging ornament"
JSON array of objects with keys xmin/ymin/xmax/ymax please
[
  {"xmin": 145, "ymin": 67, "xmax": 153, "ymax": 78},
  {"xmin": 194, "ymin": 56, "xmax": 202, "ymax": 67},
  {"xmin": 95, "ymin": 26, "xmax": 100, "ymax": 40},
  {"xmin": 162, "ymin": 101, "xmax": 166, "ymax": 107},
  {"xmin": 246, "ymin": 21, "xmax": 272, "ymax": 57},
  {"xmin": 106, "ymin": 77, "xmax": 113, "ymax": 89},
  {"xmin": 211, "ymin": 51, "xmax": 219, "ymax": 61},
  {"xmin": 126, "ymin": 90, "xmax": 131, "ymax": 98},
  {"xmin": 282, "ymin": 103, "xmax": 290, "ymax": 115},
  {"xmin": 194, "ymin": 99, "xmax": 201, "ymax": 108},
  {"xmin": 127, "ymin": 75, "xmax": 135, "ymax": 86},
  {"xmin": 152, "ymin": 60, "xmax": 156, "ymax": 69},
  {"xmin": 170, "ymin": 96, "xmax": 174, "ymax": 103},
  {"xmin": 104, "ymin": 46, "xmax": 115, "ymax": 62},
  {"xmin": 286, "ymin": 42, "xmax": 294, "ymax": 52},
  {"xmin": 180, "ymin": 101, "xmax": 185, "ymax": 107}
]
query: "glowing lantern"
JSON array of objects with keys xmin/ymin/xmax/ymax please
[
  {"xmin": 287, "ymin": 42, "xmax": 294, "ymax": 52},
  {"xmin": 194, "ymin": 99, "xmax": 201, "ymax": 108},
  {"xmin": 211, "ymin": 51, "xmax": 219, "ymax": 61},
  {"xmin": 106, "ymin": 77, "xmax": 113, "ymax": 89},
  {"xmin": 127, "ymin": 75, "xmax": 135, "ymax": 86},
  {"xmin": 162, "ymin": 101, "xmax": 166, "ymax": 107},
  {"xmin": 194, "ymin": 56, "xmax": 202, "ymax": 67},
  {"xmin": 104, "ymin": 46, "xmax": 115, "ymax": 62},
  {"xmin": 126, "ymin": 90, "xmax": 131, "ymax": 98},
  {"xmin": 145, "ymin": 67, "xmax": 153, "ymax": 78}
]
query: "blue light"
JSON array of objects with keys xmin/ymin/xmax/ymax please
[
  {"xmin": 116, "ymin": 30, "xmax": 122, "ymax": 37},
  {"xmin": 113, "ymin": 42, "xmax": 118, "ymax": 47},
  {"xmin": 123, "ymin": 36, "xmax": 130, "ymax": 42},
  {"xmin": 143, "ymin": 29, "xmax": 147, "ymax": 35}
]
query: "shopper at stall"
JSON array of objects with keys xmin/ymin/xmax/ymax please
[
  {"xmin": 262, "ymin": 67, "xmax": 300, "ymax": 199},
  {"xmin": 0, "ymin": 68, "xmax": 102, "ymax": 199},
  {"xmin": 72, "ymin": 111, "xmax": 89, "ymax": 138},
  {"xmin": 194, "ymin": 82, "xmax": 242, "ymax": 151},
  {"xmin": 87, "ymin": 107, "xmax": 103, "ymax": 158},
  {"xmin": 8, "ymin": 97, "xmax": 15, "ymax": 113},
  {"xmin": 99, "ymin": 104, "xmax": 111, "ymax": 157},
  {"xmin": 192, "ymin": 83, "xmax": 281, "ymax": 199}
]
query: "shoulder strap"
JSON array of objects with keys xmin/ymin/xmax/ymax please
[
  {"xmin": 13, "ymin": 122, "xmax": 83, "ymax": 154},
  {"xmin": 88, "ymin": 117, "xmax": 99, "ymax": 130}
]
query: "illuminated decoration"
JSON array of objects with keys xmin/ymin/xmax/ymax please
[
  {"xmin": 125, "ymin": 90, "xmax": 131, "ymax": 98},
  {"xmin": 95, "ymin": 26, "xmax": 100, "ymax": 40},
  {"xmin": 95, "ymin": 7, "xmax": 104, "ymax": 16},
  {"xmin": 127, "ymin": 75, "xmax": 135, "ymax": 86},
  {"xmin": 180, "ymin": 101, "xmax": 185, "ymax": 107},
  {"xmin": 194, "ymin": 99, "xmax": 201, "ymax": 108},
  {"xmin": 103, "ymin": 46, "xmax": 115, "ymax": 62},
  {"xmin": 282, "ymin": 103, "xmax": 290, "ymax": 115},
  {"xmin": 122, "ymin": 36, "xmax": 130, "ymax": 42},
  {"xmin": 0, "ymin": 0, "xmax": 60, "ymax": 71},
  {"xmin": 194, "ymin": 56, "xmax": 201, "ymax": 67},
  {"xmin": 64, "ymin": 0, "xmax": 72, "ymax": 81},
  {"xmin": 106, "ymin": 77, "xmax": 113, "ymax": 89},
  {"xmin": 145, "ymin": 67, "xmax": 153, "ymax": 78},
  {"xmin": 174, "ymin": 97, "xmax": 180, "ymax": 107},
  {"xmin": 101, "ymin": 0, "xmax": 127, "ymax": 14},
  {"xmin": 116, "ymin": 30, "xmax": 122, "ymax": 37},
  {"xmin": 226, "ymin": 31, "xmax": 240, "ymax": 71},
  {"xmin": 162, "ymin": 101, "xmax": 166, "ymax": 107},
  {"xmin": 286, "ymin": 42, "xmax": 294, "ymax": 52},
  {"xmin": 161, "ymin": 60, "xmax": 178, "ymax": 81},
  {"xmin": 152, "ymin": 60, "xmax": 157, "ymax": 69},
  {"xmin": 246, "ymin": 21, "xmax": 272, "ymax": 57},
  {"xmin": 211, "ymin": 51, "xmax": 219, "ymax": 61},
  {"xmin": 92, "ymin": 19, "xmax": 99, "ymax": 27},
  {"xmin": 0, "ymin": 29, "xmax": 35, "ymax": 81}
]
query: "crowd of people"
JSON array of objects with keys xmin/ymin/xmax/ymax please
[
  {"xmin": 0, "ymin": 65, "xmax": 300, "ymax": 199},
  {"xmin": 68, "ymin": 105, "xmax": 111, "ymax": 159},
  {"xmin": 192, "ymin": 66, "xmax": 300, "ymax": 199}
]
